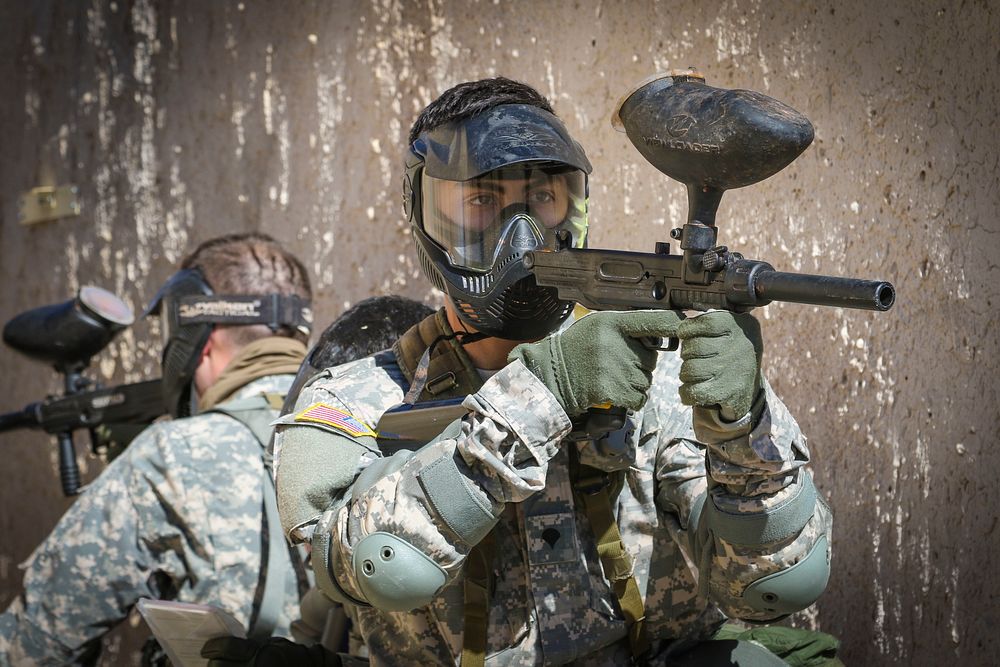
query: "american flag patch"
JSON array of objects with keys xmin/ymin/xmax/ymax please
[{"xmin": 294, "ymin": 402, "xmax": 376, "ymax": 438}]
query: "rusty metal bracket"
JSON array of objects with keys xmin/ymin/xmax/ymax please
[{"xmin": 18, "ymin": 185, "xmax": 81, "ymax": 225}]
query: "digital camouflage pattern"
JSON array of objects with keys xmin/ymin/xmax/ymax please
[
  {"xmin": 273, "ymin": 349, "xmax": 832, "ymax": 666},
  {"xmin": 0, "ymin": 375, "xmax": 302, "ymax": 666}
]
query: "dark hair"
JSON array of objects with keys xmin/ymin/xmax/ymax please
[
  {"xmin": 311, "ymin": 295, "xmax": 434, "ymax": 368},
  {"xmin": 181, "ymin": 232, "xmax": 312, "ymax": 345},
  {"xmin": 408, "ymin": 77, "xmax": 555, "ymax": 145},
  {"xmin": 279, "ymin": 296, "xmax": 435, "ymax": 415}
]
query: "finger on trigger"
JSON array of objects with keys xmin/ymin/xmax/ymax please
[
  {"xmin": 676, "ymin": 310, "xmax": 734, "ymax": 340},
  {"xmin": 617, "ymin": 309, "xmax": 685, "ymax": 339}
]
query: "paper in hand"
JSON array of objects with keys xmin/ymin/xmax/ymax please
[{"xmin": 137, "ymin": 598, "xmax": 246, "ymax": 667}]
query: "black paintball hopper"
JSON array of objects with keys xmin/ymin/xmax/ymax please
[
  {"xmin": 612, "ymin": 70, "xmax": 814, "ymax": 190},
  {"xmin": 612, "ymin": 70, "xmax": 815, "ymax": 230},
  {"xmin": 3, "ymin": 286, "xmax": 134, "ymax": 371}
]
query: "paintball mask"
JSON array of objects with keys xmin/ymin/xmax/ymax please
[
  {"xmin": 404, "ymin": 103, "xmax": 592, "ymax": 340},
  {"xmin": 144, "ymin": 268, "xmax": 313, "ymax": 417}
]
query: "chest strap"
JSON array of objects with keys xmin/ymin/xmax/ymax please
[
  {"xmin": 385, "ymin": 315, "xmax": 498, "ymax": 665},
  {"xmin": 208, "ymin": 392, "xmax": 292, "ymax": 640},
  {"xmin": 572, "ymin": 453, "xmax": 650, "ymax": 659},
  {"xmin": 392, "ymin": 309, "xmax": 484, "ymax": 402},
  {"xmin": 460, "ymin": 530, "xmax": 495, "ymax": 667}
]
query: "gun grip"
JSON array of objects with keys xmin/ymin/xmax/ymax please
[
  {"xmin": 569, "ymin": 405, "xmax": 627, "ymax": 441},
  {"xmin": 57, "ymin": 432, "xmax": 82, "ymax": 496}
]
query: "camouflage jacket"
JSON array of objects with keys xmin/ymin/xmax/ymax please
[
  {"xmin": 273, "ymin": 352, "xmax": 832, "ymax": 666},
  {"xmin": 0, "ymin": 375, "xmax": 302, "ymax": 666}
]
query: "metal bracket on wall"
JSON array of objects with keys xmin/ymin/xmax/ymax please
[{"xmin": 18, "ymin": 185, "xmax": 81, "ymax": 225}]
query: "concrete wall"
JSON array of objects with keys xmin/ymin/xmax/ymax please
[{"xmin": 1, "ymin": 1, "xmax": 996, "ymax": 664}]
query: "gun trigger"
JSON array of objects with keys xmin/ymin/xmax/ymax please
[{"xmin": 640, "ymin": 336, "xmax": 663, "ymax": 351}]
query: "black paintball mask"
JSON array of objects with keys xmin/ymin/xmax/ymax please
[
  {"xmin": 404, "ymin": 103, "xmax": 592, "ymax": 340},
  {"xmin": 144, "ymin": 268, "xmax": 313, "ymax": 417}
]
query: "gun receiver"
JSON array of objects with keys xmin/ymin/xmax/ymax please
[
  {"xmin": 2, "ymin": 287, "xmax": 164, "ymax": 495},
  {"xmin": 524, "ymin": 242, "xmax": 895, "ymax": 313},
  {"xmin": 0, "ymin": 379, "xmax": 163, "ymax": 436},
  {"xmin": 526, "ymin": 70, "xmax": 895, "ymax": 317}
]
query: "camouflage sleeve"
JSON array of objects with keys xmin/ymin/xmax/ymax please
[
  {"xmin": 655, "ymin": 371, "xmax": 833, "ymax": 621},
  {"xmin": 276, "ymin": 360, "xmax": 570, "ymax": 606},
  {"xmin": 0, "ymin": 424, "xmax": 202, "ymax": 665}
]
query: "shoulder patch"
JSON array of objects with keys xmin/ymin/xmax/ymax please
[{"xmin": 294, "ymin": 402, "xmax": 377, "ymax": 438}]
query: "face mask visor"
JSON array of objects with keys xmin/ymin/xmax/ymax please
[{"xmin": 421, "ymin": 165, "xmax": 588, "ymax": 272}]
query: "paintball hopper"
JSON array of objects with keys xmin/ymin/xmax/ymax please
[
  {"xmin": 3, "ymin": 286, "xmax": 134, "ymax": 371},
  {"xmin": 612, "ymin": 69, "xmax": 814, "ymax": 226}
]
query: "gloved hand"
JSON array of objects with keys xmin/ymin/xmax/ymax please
[
  {"xmin": 201, "ymin": 636, "xmax": 341, "ymax": 667},
  {"xmin": 676, "ymin": 310, "xmax": 764, "ymax": 421},
  {"xmin": 509, "ymin": 310, "xmax": 683, "ymax": 416}
]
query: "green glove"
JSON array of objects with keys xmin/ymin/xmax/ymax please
[
  {"xmin": 713, "ymin": 623, "xmax": 843, "ymax": 667},
  {"xmin": 676, "ymin": 310, "xmax": 764, "ymax": 421},
  {"xmin": 201, "ymin": 636, "xmax": 341, "ymax": 667},
  {"xmin": 509, "ymin": 310, "xmax": 683, "ymax": 416}
]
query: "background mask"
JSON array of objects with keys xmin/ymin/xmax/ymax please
[
  {"xmin": 144, "ymin": 268, "xmax": 313, "ymax": 417},
  {"xmin": 404, "ymin": 104, "xmax": 593, "ymax": 340}
]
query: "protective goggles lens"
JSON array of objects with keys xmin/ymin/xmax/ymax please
[{"xmin": 421, "ymin": 166, "xmax": 588, "ymax": 271}]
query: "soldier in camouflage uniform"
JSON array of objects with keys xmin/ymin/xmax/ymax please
[
  {"xmin": 0, "ymin": 233, "xmax": 314, "ymax": 666},
  {"xmin": 270, "ymin": 79, "xmax": 836, "ymax": 666},
  {"xmin": 201, "ymin": 296, "xmax": 437, "ymax": 667}
]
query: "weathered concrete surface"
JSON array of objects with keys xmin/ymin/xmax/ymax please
[{"xmin": 0, "ymin": 1, "xmax": 996, "ymax": 664}]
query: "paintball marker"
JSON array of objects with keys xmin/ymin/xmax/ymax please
[
  {"xmin": 1, "ymin": 286, "xmax": 165, "ymax": 496},
  {"xmin": 520, "ymin": 70, "xmax": 895, "ymax": 438},
  {"xmin": 524, "ymin": 70, "xmax": 895, "ymax": 317}
]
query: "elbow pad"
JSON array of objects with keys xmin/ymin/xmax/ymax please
[
  {"xmin": 353, "ymin": 532, "xmax": 446, "ymax": 611},
  {"xmin": 743, "ymin": 535, "xmax": 830, "ymax": 616}
]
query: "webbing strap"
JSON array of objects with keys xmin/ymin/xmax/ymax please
[
  {"xmin": 461, "ymin": 532, "xmax": 494, "ymax": 667},
  {"xmin": 212, "ymin": 393, "xmax": 285, "ymax": 443},
  {"xmin": 392, "ymin": 309, "xmax": 483, "ymax": 403},
  {"xmin": 390, "ymin": 310, "xmax": 493, "ymax": 664},
  {"xmin": 252, "ymin": 464, "xmax": 288, "ymax": 639},
  {"xmin": 209, "ymin": 393, "xmax": 293, "ymax": 640},
  {"xmin": 573, "ymin": 463, "xmax": 650, "ymax": 658}
]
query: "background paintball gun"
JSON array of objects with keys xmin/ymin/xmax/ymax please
[
  {"xmin": 524, "ymin": 69, "xmax": 895, "ymax": 317},
  {"xmin": 1, "ymin": 286, "xmax": 164, "ymax": 496}
]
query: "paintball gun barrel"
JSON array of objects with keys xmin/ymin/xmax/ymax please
[
  {"xmin": 525, "ymin": 70, "xmax": 895, "ymax": 318},
  {"xmin": 1, "ymin": 287, "xmax": 164, "ymax": 495}
]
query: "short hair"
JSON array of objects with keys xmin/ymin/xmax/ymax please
[
  {"xmin": 280, "ymin": 296, "xmax": 435, "ymax": 416},
  {"xmin": 408, "ymin": 77, "xmax": 555, "ymax": 146},
  {"xmin": 181, "ymin": 232, "xmax": 312, "ymax": 346},
  {"xmin": 311, "ymin": 295, "xmax": 435, "ymax": 369}
]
